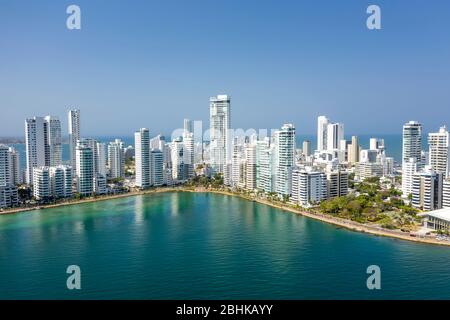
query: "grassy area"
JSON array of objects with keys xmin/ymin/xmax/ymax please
[{"xmin": 317, "ymin": 177, "xmax": 419, "ymax": 230}]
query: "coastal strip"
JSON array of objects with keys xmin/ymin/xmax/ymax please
[{"xmin": 1, "ymin": 187, "xmax": 450, "ymax": 247}]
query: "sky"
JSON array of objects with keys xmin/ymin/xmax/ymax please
[{"xmin": 1, "ymin": 0, "xmax": 450, "ymax": 137}]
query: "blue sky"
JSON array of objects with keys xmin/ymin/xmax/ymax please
[{"xmin": 1, "ymin": 0, "xmax": 450, "ymax": 136}]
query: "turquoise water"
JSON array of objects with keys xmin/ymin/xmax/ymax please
[{"xmin": 1, "ymin": 192, "xmax": 450, "ymax": 300}]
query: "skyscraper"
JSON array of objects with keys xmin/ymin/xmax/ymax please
[
  {"xmin": 402, "ymin": 121, "xmax": 423, "ymax": 198},
  {"xmin": 402, "ymin": 121, "xmax": 423, "ymax": 168},
  {"xmin": 171, "ymin": 137, "xmax": 185, "ymax": 181},
  {"xmin": 302, "ymin": 140, "xmax": 311, "ymax": 157},
  {"xmin": 348, "ymin": 136, "xmax": 360, "ymax": 164},
  {"xmin": 135, "ymin": 128, "xmax": 150, "ymax": 188},
  {"xmin": 44, "ymin": 116, "xmax": 62, "ymax": 167},
  {"xmin": 108, "ymin": 139, "xmax": 125, "ymax": 179},
  {"xmin": 0, "ymin": 145, "xmax": 11, "ymax": 187},
  {"xmin": 25, "ymin": 117, "xmax": 46, "ymax": 185},
  {"xmin": 68, "ymin": 110, "xmax": 81, "ymax": 171},
  {"xmin": 150, "ymin": 150, "xmax": 164, "ymax": 186},
  {"xmin": 209, "ymin": 95, "xmax": 231, "ymax": 175},
  {"xmin": 412, "ymin": 166, "xmax": 443, "ymax": 211},
  {"xmin": 428, "ymin": 126, "xmax": 450, "ymax": 178},
  {"xmin": 8, "ymin": 147, "xmax": 21, "ymax": 185},
  {"xmin": 76, "ymin": 143, "xmax": 94, "ymax": 196},
  {"xmin": 326, "ymin": 122, "xmax": 344, "ymax": 151},
  {"xmin": 275, "ymin": 124, "xmax": 296, "ymax": 197},
  {"xmin": 317, "ymin": 116, "xmax": 330, "ymax": 152}
]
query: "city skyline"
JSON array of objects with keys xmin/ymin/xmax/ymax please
[{"xmin": 2, "ymin": 0, "xmax": 450, "ymax": 136}]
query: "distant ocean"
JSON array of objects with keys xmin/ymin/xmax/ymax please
[{"xmin": 10, "ymin": 134, "xmax": 411, "ymax": 170}]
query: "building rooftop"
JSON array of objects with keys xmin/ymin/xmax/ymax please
[{"xmin": 419, "ymin": 208, "xmax": 450, "ymax": 222}]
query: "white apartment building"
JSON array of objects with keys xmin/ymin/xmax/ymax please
[
  {"xmin": 317, "ymin": 116, "xmax": 330, "ymax": 152},
  {"xmin": 25, "ymin": 116, "xmax": 63, "ymax": 185},
  {"xmin": 402, "ymin": 158, "xmax": 418, "ymax": 198},
  {"xmin": 33, "ymin": 166, "xmax": 72, "ymax": 200},
  {"xmin": 8, "ymin": 147, "xmax": 21, "ymax": 185},
  {"xmin": 0, "ymin": 145, "xmax": 11, "ymax": 187},
  {"xmin": 327, "ymin": 122, "xmax": 344, "ymax": 151},
  {"xmin": 76, "ymin": 144, "xmax": 94, "ymax": 196},
  {"xmin": 256, "ymin": 138, "xmax": 276, "ymax": 193},
  {"xmin": 402, "ymin": 121, "xmax": 423, "ymax": 169},
  {"xmin": 108, "ymin": 139, "xmax": 125, "ymax": 179},
  {"xmin": 150, "ymin": 150, "xmax": 164, "ymax": 186},
  {"xmin": 68, "ymin": 110, "xmax": 81, "ymax": 172},
  {"xmin": 275, "ymin": 124, "xmax": 296, "ymax": 197},
  {"xmin": 291, "ymin": 168, "xmax": 327, "ymax": 207},
  {"xmin": 245, "ymin": 142, "xmax": 257, "ymax": 191},
  {"xmin": 32, "ymin": 167, "xmax": 50, "ymax": 200},
  {"xmin": 44, "ymin": 116, "xmax": 62, "ymax": 167},
  {"xmin": 183, "ymin": 132, "xmax": 194, "ymax": 179},
  {"xmin": 412, "ymin": 166, "xmax": 443, "ymax": 211},
  {"xmin": 135, "ymin": 128, "xmax": 150, "ymax": 188},
  {"xmin": 25, "ymin": 117, "xmax": 46, "ymax": 185},
  {"xmin": 171, "ymin": 137, "xmax": 185, "ymax": 181},
  {"xmin": 428, "ymin": 126, "xmax": 450, "ymax": 178},
  {"xmin": 209, "ymin": 94, "xmax": 231, "ymax": 175},
  {"xmin": 0, "ymin": 145, "xmax": 19, "ymax": 208},
  {"xmin": 49, "ymin": 166, "xmax": 72, "ymax": 198}
]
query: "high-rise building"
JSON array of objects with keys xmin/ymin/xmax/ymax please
[
  {"xmin": 68, "ymin": 110, "xmax": 81, "ymax": 172},
  {"xmin": 245, "ymin": 142, "xmax": 257, "ymax": 191},
  {"xmin": 76, "ymin": 144, "xmax": 94, "ymax": 196},
  {"xmin": 443, "ymin": 179, "xmax": 450, "ymax": 208},
  {"xmin": 402, "ymin": 158, "xmax": 418, "ymax": 198},
  {"xmin": 317, "ymin": 116, "xmax": 329, "ymax": 152},
  {"xmin": 108, "ymin": 139, "xmax": 125, "ymax": 179},
  {"xmin": 49, "ymin": 165, "xmax": 72, "ymax": 198},
  {"xmin": 25, "ymin": 116, "xmax": 62, "ymax": 184},
  {"xmin": 256, "ymin": 138, "xmax": 276, "ymax": 193},
  {"xmin": 0, "ymin": 145, "xmax": 11, "ymax": 187},
  {"xmin": 150, "ymin": 150, "xmax": 164, "ymax": 186},
  {"xmin": 183, "ymin": 132, "xmax": 195, "ymax": 179},
  {"xmin": 326, "ymin": 169, "xmax": 349, "ymax": 199},
  {"xmin": 348, "ymin": 136, "xmax": 360, "ymax": 164},
  {"xmin": 8, "ymin": 147, "xmax": 21, "ymax": 185},
  {"xmin": 184, "ymin": 119, "xmax": 193, "ymax": 135},
  {"xmin": 0, "ymin": 186, "xmax": 18, "ymax": 208},
  {"xmin": 230, "ymin": 137, "xmax": 244, "ymax": 187},
  {"xmin": 291, "ymin": 168, "xmax": 328, "ymax": 207},
  {"xmin": 25, "ymin": 117, "xmax": 46, "ymax": 185},
  {"xmin": 209, "ymin": 94, "xmax": 231, "ymax": 175},
  {"xmin": 44, "ymin": 116, "xmax": 62, "ymax": 167},
  {"xmin": 412, "ymin": 166, "xmax": 443, "ymax": 211},
  {"xmin": 302, "ymin": 140, "xmax": 311, "ymax": 157},
  {"xmin": 32, "ymin": 167, "xmax": 50, "ymax": 200},
  {"xmin": 33, "ymin": 165, "xmax": 72, "ymax": 200},
  {"xmin": 402, "ymin": 121, "xmax": 422, "ymax": 169},
  {"xmin": 0, "ymin": 145, "xmax": 19, "ymax": 208},
  {"xmin": 275, "ymin": 124, "xmax": 296, "ymax": 197},
  {"xmin": 171, "ymin": 137, "xmax": 185, "ymax": 181},
  {"xmin": 326, "ymin": 122, "xmax": 344, "ymax": 151},
  {"xmin": 428, "ymin": 126, "xmax": 450, "ymax": 178},
  {"xmin": 135, "ymin": 128, "xmax": 150, "ymax": 188}
]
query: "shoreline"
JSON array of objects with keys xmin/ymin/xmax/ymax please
[{"xmin": 1, "ymin": 186, "xmax": 449, "ymax": 247}]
